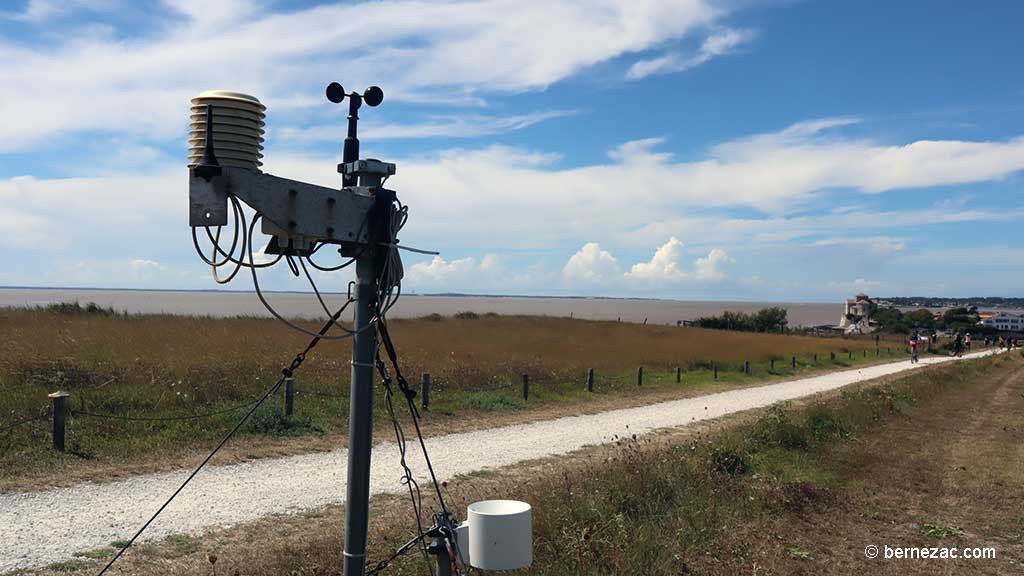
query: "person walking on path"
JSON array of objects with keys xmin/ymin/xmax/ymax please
[
  {"xmin": 964, "ymin": 332, "xmax": 972, "ymax": 353},
  {"xmin": 909, "ymin": 333, "xmax": 920, "ymax": 364}
]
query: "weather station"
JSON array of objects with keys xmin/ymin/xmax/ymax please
[{"xmin": 183, "ymin": 83, "xmax": 533, "ymax": 576}]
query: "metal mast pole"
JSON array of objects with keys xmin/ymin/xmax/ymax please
[
  {"xmin": 344, "ymin": 256, "xmax": 377, "ymax": 576},
  {"xmin": 343, "ymin": 88, "xmax": 374, "ymax": 576}
]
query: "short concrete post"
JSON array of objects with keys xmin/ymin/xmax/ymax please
[
  {"xmin": 284, "ymin": 377, "xmax": 295, "ymax": 416},
  {"xmin": 522, "ymin": 373, "xmax": 529, "ymax": 401},
  {"xmin": 587, "ymin": 368, "xmax": 595, "ymax": 393},
  {"xmin": 675, "ymin": 366, "xmax": 681, "ymax": 383},
  {"xmin": 637, "ymin": 366, "xmax": 644, "ymax": 386},
  {"xmin": 421, "ymin": 373, "xmax": 431, "ymax": 410},
  {"xmin": 48, "ymin": 391, "xmax": 69, "ymax": 453}
]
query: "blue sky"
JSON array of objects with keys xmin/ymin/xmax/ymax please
[{"xmin": 1, "ymin": 0, "xmax": 1023, "ymax": 301}]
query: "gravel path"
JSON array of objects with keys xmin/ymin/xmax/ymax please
[{"xmin": 0, "ymin": 350, "xmax": 997, "ymax": 571}]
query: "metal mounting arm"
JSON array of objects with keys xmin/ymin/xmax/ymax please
[{"xmin": 188, "ymin": 166, "xmax": 389, "ymax": 253}]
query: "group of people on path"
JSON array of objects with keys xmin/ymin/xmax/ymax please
[{"xmin": 909, "ymin": 330, "xmax": 1018, "ymax": 363}]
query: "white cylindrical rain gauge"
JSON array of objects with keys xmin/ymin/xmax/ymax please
[
  {"xmin": 467, "ymin": 500, "xmax": 532, "ymax": 571},
  {"xmin": 188, "ymin": 90, "xmax": 265, "ymax": 171}
]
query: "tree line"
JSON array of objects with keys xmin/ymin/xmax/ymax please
[{"xmin": 694, "ymin": 307, "xmax": 789, "ymax": 333}]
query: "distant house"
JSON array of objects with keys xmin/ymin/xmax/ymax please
[
  {"xmin": 979, "ymin": 313, "xmax": 1024, "ymax": 332},
  {"xmin": 838, "ymin": 293, "xmax": 877, "ymax": 334}
]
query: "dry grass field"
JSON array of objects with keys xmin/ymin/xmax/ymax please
[{"xmin": 1, "ymin": 305, "xmax": 895, "ymax": 488}]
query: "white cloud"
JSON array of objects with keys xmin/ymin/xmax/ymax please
[
  {"xmin": 130, "ymin": 258, "xmax": 163, "ymax": 271},
  {"xmin": 563, "ymin": 243, "xmax": 621, "ymax": 282},
  {"xmin": 827, "ymin": 278, "xmax": 881, "ymax": 293},
  {"xmin": 627, "ymin": 27, "xmax": 754, "ymax": 79},
  {"xmin": 625, "ymin": 238, "xmax": 733, "ymax": 282},
  {"xmin": 408, "ymin": 255, "xmax": 478, "ymax": 284},
  {"xmin": 811, "ymin": 236, "xmax": 907, "ymax": 255},
  {"xmin": 627, "ymin": 236, "xmax": 686, "ymax": 280},
  {"xmin": 278, "ymin": 110, "xmax": 580, "ymax": 143},
  {"xmin": 693, "ymin": 247, "xmax": 733, "ymax": 280},
  {"xmin": 0, "ymin": 0, "xmax": 725, "ymax": 151}
]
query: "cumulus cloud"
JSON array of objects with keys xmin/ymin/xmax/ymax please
[
  {"xmin": 627, "ymin": 237, "xmax": 687, "ymax": 280},
  {"xmin": 563, "ymin": 243, "xmax": 621, "ymax": 282},
  {"xmin": 693, "ymin": 247, "xmax": 733, "ymax": 280},
  {"xmin": 625, "ymin": 237, "xmax": 734, "ymax": 283}
]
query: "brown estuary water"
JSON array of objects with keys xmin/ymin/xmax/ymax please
[{"xmin": 0, "ymin": 288, "xmax": 845, "ymax": 327}]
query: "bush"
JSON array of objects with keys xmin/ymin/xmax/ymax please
[
  {"xmin": 42, "ymin": 301, "xmax": 121, "ymax": 316},
  {"xmin": 710, "ymin": 447, "xmax": 748, "ymax": 476},
  {"xmin": 242, "ymin": 406, "xmax": 323, "ymax": 437}
]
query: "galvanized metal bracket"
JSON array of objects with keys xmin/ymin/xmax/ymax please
[{"xmin": 188, "ymin": 166, "xmax": 378, "ymax": 249}]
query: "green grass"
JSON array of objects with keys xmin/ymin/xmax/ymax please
[
  {"xmin": 72, "ymin": 548, "xmax": 113, "ymax": 560},
  {"xmin": 921, "ymin": 523, "xmax": 965, "ymax": 539}
]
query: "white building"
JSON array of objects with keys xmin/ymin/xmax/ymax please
[
  {"xmin": 980, "ymin": 313, "xmax": 1024, "ymax": 331},
  {"xmin": 838, "ymin": 293, "xmax": 877, "ymax": 334}
]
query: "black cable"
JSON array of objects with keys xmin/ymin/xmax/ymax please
[
  {"xmin": 305, "ymin": 243, "xmax": 358, "ymax": 272},
  {"xmin": 298, "ymin": 255, "xmax": 357, "ymax": 336},
  {"xmin": 366, "ymin": 533, "xmax": 429, "ymax": 576},
  {"xmin": 246, "ymin": 213, "xmax": 369, "ymax": 341},
  {"xmin": 96, "ymin": 374, "xmax": 286, "ymax": 576},
  {"xmin": 0, "ymin": 414, "xmax": 47, "ymax": 436},
  {"xmin": 71, "ymin": 400, "xmax": 260, "ymax": 422},
  {"xmin": 96, "ymin": 309, "xmax": 346, "ymax": 576},
  {"xmin": 285, "ymin": 254, "xmax": 301, "ymax": 277},
  {"xmin": 376, "ymin": 353, "xmax": 433, "ymax": 574},
  {"xmin": 377, "ymin": 316, "xmax": 449, "ymax": 517}
]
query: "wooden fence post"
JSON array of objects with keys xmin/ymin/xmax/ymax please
[
  {"xmin": 675, "ymin": 366, "xmax": 681, "ymax": 383},
  {"xmin": 637, "ymin": 366, "xmax": 644, "ymax": 386},
  {"xmin": 743, "ymin": 360, "xmax": 750, "ymax": 374},
  {"xmin": 522, "ymin": 374, "xmax": 529, "ymax": 401},
  {"xmin": 421, "ymin": 373, "xmax": 431, "ymax": 411},
  {"xmin": 791, "ymin": 356, "xmax": 797, "ymax": 369},
  {"xmin": 587, "ymin": 368, "xmax": 595, "ymax": 393},
  {"xmin": 770, "ymin": 358, "xmax": 775, "ymax": 371},
  {"xmin": 830, "ymin": 351, "xmax": 836, "ymax": 362},
  {"xmin": 714, "ymin": 363, "xmax": 718, "ymax": 380},
  {"xmin": 48, "ymin": 391, "xmax": 69, "ymax": 453},
  {"xmin": 813, "ymin": 353, "xmax": 817, "ymax": 365},
  {"xmin": 284, "ymin": 377, "xmax": 295, "ymax": 416}
]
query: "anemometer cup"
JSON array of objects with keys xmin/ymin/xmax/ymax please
[{"xmin": 325, "ymin": 82, "xmax": 384, "ymax": 107}]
